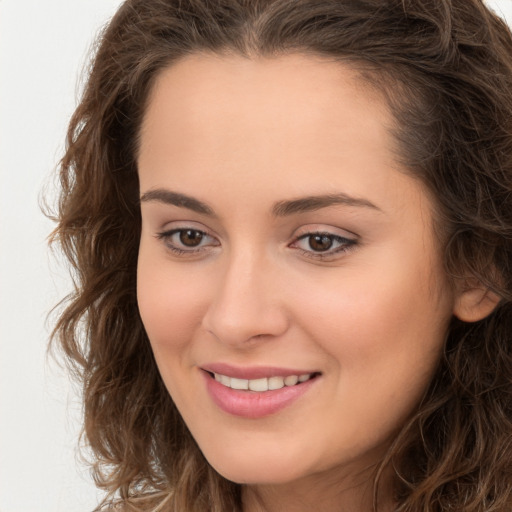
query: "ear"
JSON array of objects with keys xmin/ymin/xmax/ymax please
[{"xmin": 453, "ymin": 284, "xmax": 501, "ymax": 323}]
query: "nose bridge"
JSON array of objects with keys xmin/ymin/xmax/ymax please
[{"xmin": 202, "ymin": 242, "xmax": 288, "ymax": 346}]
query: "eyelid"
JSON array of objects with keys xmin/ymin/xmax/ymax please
[
  {"xmin": 293, "ymin": 223, "xmax": 358, "ymax": 240},
  {"xmin": 289, "ymin": 225, "xmax": 359, "ymax": 260},
  {"xmin": 155, "ymin": 222, "xmax": 220, "ymax": 255}
]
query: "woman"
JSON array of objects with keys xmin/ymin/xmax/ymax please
[{"xmin": 52, "ymin": 0, "xmax": 512, "ymax": 510}]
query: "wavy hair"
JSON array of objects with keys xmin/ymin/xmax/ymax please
[{"xmin": 51, "ymin": 0, "xmax": 512, "ymax": 510}]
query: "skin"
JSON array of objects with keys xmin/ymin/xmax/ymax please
[{"xmin": 137, "ymin": 53, "xmax": 460, "ymax": 512}]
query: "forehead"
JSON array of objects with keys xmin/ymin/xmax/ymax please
[
  {"xmin": 144, "ymin": 52, "xmax": 383, "ymax": 106},
  {"xmin": 141, "ymin": 52, "xmax": 391, "ymax": 127},
  {"xmin": 138, "ymin": 53, "xmax": 401, "ymax": 189}
]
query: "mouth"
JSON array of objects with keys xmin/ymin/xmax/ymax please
[
  {"xmin": 205, "ymin": 370, "xmax": 320, "ymax": 392},
  {"xmin": 201, "ymin": 365, "xmax": 321, "ymax": 418}
]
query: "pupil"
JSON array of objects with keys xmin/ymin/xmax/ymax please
[
  {"xmin": 180, "ymin": 230, "xmax": 203, "ymax": 247},
  {"xmin": 309, "ymin": 234, "xmax": 333, "ymax": 251}
]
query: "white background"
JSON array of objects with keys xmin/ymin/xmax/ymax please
[{"xmin": 1, "ymin": 1, "xmax": 511, "ymax": 511}]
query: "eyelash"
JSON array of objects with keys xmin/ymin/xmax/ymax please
[
  {"xmin": 156, "ymin": 228, "xmax": 357, "ymax": 260},
  {"xmin": 156, "ymin": 228, "xmax": 219, "ymax": 256},
  {"xmin": 292, "ymin": 232, "xmax": 357, "ymax": 260}
]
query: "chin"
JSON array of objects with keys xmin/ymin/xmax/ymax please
[{"xmin": 204, "ymin": 451, "xmax": 309, "ymax": 485}]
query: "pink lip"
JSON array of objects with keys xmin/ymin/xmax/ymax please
[
  {"xmin": 202, "ymin": 362, "xmax": 316, "ymax": 380},
  {"xmin": 200, "ymin": 364, "xmax": 320, "ymax": 419}
]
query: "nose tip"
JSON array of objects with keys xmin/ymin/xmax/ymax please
[{"xmin": 201, "ymin": 258, "xmax": 289, "ymax": 347}]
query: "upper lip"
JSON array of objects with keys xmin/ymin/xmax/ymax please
[{"xmin": 201, "ymin": 363, "xmax": 319, "ymax": 380}]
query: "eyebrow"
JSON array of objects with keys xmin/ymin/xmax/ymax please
[
  {"xmin": 140, "ymin": 188, "xmax": 380, "ymax": 216},
  {"xmin": 272, "ymin": 193, "xmax": 381, "ymax": 216},
  {"xmin": 140, "ymin": 189, "xmax": 215, "ymax": 215}
]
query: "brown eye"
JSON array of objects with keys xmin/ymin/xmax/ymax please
[
  {"xmin": 157, "ymin": 227, "xmax": 219, "ymax": 256},
  {"xmin": 308, "ymin": 234, "xmax": 334, "ymax": 252},
  {"xmin": 291, "ymin": 231, "xmax": 357, "ymax": 259},
  {"xmin": 179, "ymin": 230, "xmax": 204, "ymax": 247}
]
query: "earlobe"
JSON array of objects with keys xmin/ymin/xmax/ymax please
[{"xmin": 453, "ymin": 286, "xmax": 501, "ymax": 323}]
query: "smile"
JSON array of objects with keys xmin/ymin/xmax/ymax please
[
  {"xmin": 213, "ymin": 372, "xmax": 315, "ymax": 392},
  {"xmin": 202, "ymin": 367, "xmax": 321, "ymax": 418}
]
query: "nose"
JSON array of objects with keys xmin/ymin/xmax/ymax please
[{"xmin": 201, "ymin": 248, "xmax": 289, "ymax": 347}]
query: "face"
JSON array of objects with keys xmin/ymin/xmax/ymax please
[{"xmin": 137, "ymin": 54, "xmax": 455, "ymax": 495}]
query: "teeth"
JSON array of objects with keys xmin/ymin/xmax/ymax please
[
  {"xmin": 230, "ymin": 378, "xmax": 249, "ymax": 390},
  {"xmin": 284, "ymin": 375, "xmax": 298, "ymax": 386},
  {"xmin": 213, "ymin": 372, "xmax": 314, "ymax": 392},
  {"xmin": 215, "ymin": 373, "xmax": 230, "ymax": 387},
  {"xmin": 268, "ymin": 376, "xmax": 285, "ymax": 390},
  {"xmin": 248, "ymin": 378, "xmax": 269, "ymax": 392}
]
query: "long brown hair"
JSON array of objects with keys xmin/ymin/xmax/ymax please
[{"xmin": 51, "ymin": 0, "xmax": 512, "ymax": 510}]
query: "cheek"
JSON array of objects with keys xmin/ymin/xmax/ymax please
[
  {"xmin": 136, "ymin": 252, "xmax": 213, "ymax": 411},
  {"xmin": 293, "ymin": 254, "xmax": 452, "ymax": 395},
  {"xmin": 136, "ymin": 249, "xmax": 207, "ymax": 354},
  {"xmin": 292, "ymin": 269, "xmax": 451, "ymax": 458}
]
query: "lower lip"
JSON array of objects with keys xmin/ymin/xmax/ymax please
[{"xmin": 202, "ymin": 371, "xmax": 318, "ymax": 419}]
